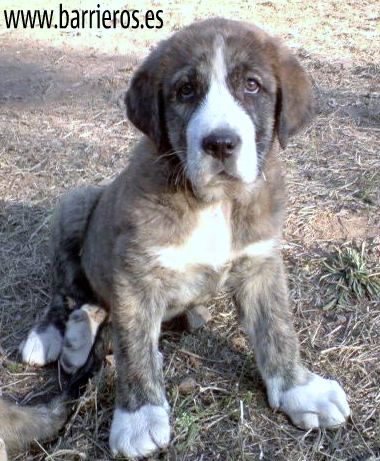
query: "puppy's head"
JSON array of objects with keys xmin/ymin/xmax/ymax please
[{"xmin": 125, "ymin": 18, "xmax": 314, "ymax": 200}]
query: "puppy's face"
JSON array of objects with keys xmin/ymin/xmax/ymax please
[
  {"xmin": 165, "ymin": 34, "xmax": 277, "ymax": 195},
  {"xmin": 126, "ymin": 19, "xmax": 314, "ymax": 200}
]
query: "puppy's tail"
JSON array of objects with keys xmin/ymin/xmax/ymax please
[
  {"xmin": 0, "ymin": 323, "xmax": 110, "ymax": 456},
  {"xmin": 0, "ymin": 393, "xmax": 69, "ymax": 456}
]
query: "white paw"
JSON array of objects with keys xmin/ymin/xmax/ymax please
[
  {"xmin": 270, "ymin": 373, "xmax": 350, "ymax": 429},
  {"xmin": 109, "ymin": 404, "xmax": 170, "ymax": 458},
  {"xmin": 20, "ymin": 325, "xmax": 63, "ymax": 366},
  {"xmin": 60, "ymin": 304, "xmax": 106, "ymax": 374},
  {"xmin": 0, "ymin": 437, "xmax": 8, "ymax": 461}
]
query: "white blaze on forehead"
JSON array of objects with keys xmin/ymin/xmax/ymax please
[
  {"xmin": 211, "ymin": 35, "xmax": 228, "ymax": 82},
  {"xmin": 186, "ymin": 36, "xmax": 258, "ymax": 185}
]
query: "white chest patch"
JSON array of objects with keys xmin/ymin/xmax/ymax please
[{"xmin": 154, "ymin": 205, "xmax": 231, "ymax": 272}]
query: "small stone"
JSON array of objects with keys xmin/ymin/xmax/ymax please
[
  {"xmin": 336, "ymin": 314, "xmax": 346, "ymax": 324},
  {"xmin": 188, "ymin": 355, "xmax": 202, "ymax": 368},
  {"xmin": 178, "ymin": 376, "xmax": 198, "ymax": 395}
]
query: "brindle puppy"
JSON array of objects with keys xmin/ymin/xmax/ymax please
[{"xmin": 19, "ymin": 18, "xmax": 350, "ymax": 458}]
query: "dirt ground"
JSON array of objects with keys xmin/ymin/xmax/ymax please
[{"xmin": 0, "ymin": 1, "xmax": 379, "ymax": 460}]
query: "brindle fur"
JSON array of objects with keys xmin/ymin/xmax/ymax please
[
  {"xmin": 29, "ymin": 18, "xmax": 311, "ymax": 411},
  {"xmin": 32, "ymin": 185, "xmax": 103, "ymax": 337},
  {"xmin": 13, "ymin": 17, "xmax": 323, "ymax": 452}
]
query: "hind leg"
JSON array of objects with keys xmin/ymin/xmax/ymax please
[
  {"xmin": 21, "ymin": 300, "xmax": 107, "ymax": 369},
  {"xmin": 20, "ymin": 259, "xmax": 96, "ymax": 367},
  {"xmin": 20, "ymin": 292, "xmax": 96, "ymax": 366},
  {"xmin": 20, "ymin": 187, "xmax": 102, "ymax": 366}
]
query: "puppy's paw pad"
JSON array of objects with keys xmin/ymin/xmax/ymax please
[
  {"xmin": 69, "ymin": 304, "xmax": 107, "ymax": 326},
  {"xmin": 64, "ymin": 304, "xmax": 106, "ymax": 350},
  {"xmin": 20, "ymin": 325, "xmax": 63, "ymax": 366},
  {"xmin": 109, "ymin": 404, "xmax": 170, "ymax": 458},
  {"xmin": 280, "ymin": 374, "xmax": 350, "ymax": 429},
  {"xmin": 60, "ymin": 304, "xmax": 106, "ymax": 374}
]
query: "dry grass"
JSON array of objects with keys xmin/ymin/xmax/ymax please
[{"xmin": 0, "ymin": 1, "xmax": 379, "ymax": 460}]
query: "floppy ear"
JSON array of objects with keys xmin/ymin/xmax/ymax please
[
  {"xmin": 275, "ymin": 49, "xmax": 314, "ymax": 149},
  {"xmin": 124, "ymin": 42, "xmax": 170, "ymax": 152}
]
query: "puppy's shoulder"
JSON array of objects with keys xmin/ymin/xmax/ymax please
[{"xmin": 117, "ymin": 137, "xmax": 169, "ymax": 194}]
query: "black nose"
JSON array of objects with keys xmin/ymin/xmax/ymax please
[{"xmin": 202, "ymin": 129, "xmax": 241, "ymax": 161}]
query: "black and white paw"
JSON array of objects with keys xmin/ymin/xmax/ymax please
[
  {"xmin": 59, "ymin": 304, "xmax": 107, "ymax": 374},
  {"xmin": 20, "ymin": 325, "xmax": 63, "ymax": 366},
  {"xmin": 269, "ymin": 373, "xmax": 350, "ymax": 429},
  {"xmin": 109, "ymin": 404, "xmax": 170, "ymax": 458}
]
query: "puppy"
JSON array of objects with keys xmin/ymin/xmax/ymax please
[{"xmin": 20, "ymin": 18, "xmax": 350, "ymax": 458}]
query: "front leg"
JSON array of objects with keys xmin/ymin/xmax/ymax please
[
  {"xmin": 109, "ymin": 282, "xmax": 170, "ymax": 458},
  {"xmin": 231, "ymin": 254, "xmax": 350, "ymax": 429}
]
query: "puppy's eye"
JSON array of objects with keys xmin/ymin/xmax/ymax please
[
  {"xmin": 178, "ymin": 83, "xmax": 195, "ymax": 100},
  {"xmin": 245, "ymin": 77, "xmax": 260, "ymax": 94}
]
